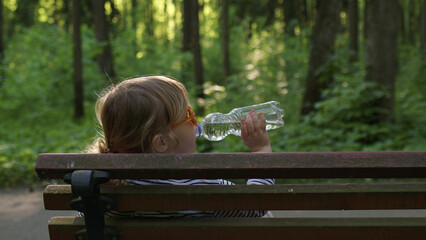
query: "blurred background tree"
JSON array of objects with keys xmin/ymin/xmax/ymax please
[
  {"xmin": 0, "ymin": 0, "xmax": 424, "ymax": 186},
  {"xmin": 300, "ymin": 0, "xmax": 342, "ymax": 116},
  {"xmin": 72, "ymin": 0, "xmax": 83, "ymax": 119}
]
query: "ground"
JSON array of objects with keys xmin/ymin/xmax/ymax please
[
  {"xmin": 0, "ymin": 185, "xmax": 75, "ymax": 240},
  {"xmin": 1, "ymin": 185, "xmax": 426, "ymax": 239}
]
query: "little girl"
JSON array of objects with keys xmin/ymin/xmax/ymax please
[{"xmin": 90, "ymin": 76, "xmax": 274, "ymax": 218}]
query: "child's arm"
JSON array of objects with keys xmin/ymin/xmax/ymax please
[{"xmin": 240, "ymin": 110, "xmax": 272, "ymax": 153}]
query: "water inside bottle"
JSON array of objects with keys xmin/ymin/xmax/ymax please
[{"xmin": 202, "ymin": 120, "xmax": 283, "ymax": 141}]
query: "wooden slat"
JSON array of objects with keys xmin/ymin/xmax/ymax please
[
  {"xmin": 36, "ymin": 151, "xmax": 426, "ymax": 179},
  {"xmin": 48, "ymin": 216, "xmax": 426, "ymax": 240},
  {"xmin": 44, "ymin": 182, "xmax": 426, "ymax": 211}
]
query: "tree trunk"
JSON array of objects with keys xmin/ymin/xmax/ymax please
[
  {"xmin": 365, "ymin": 0, "xmax": 398, "ymax": 123},
  {"xmin": 181, "ymin": 0, "xmax": 193, "ymax": 85},
  {"xmin": 183, "ymin": 0, "xmax": 193, "ymax": 52},
  {"xmin": 163, "ymin": 1, "xmax": 169, "ymax": 44},
  {"xmin": 131, "ymin": 0, "xmax": 138, "ymax": 53},
  {"xmin": 92, "ymin": 0, "xmax": 115, "ymax": 79},
  {"xmin": 348, "ymin": 0, "xmax": 359, "ymax": 63},
  {"xmin": 145, "ymin": 0, "xmax": 155, "ymax": 38},
  {"xmin": 63, "ymin": 0, "xmax": 71, "ymax": 32},
  {"xmin": 0, "ymin": 0, "xmax": 3, "ymax": 85},
  {"xmin": 191, "ymin": 0, "xmax": 205, "ymax": 115},
  {"xmin": 283, "ymin": 0, "xmax": 297, "ymax": 36},
  {"xmin": 398, "ymin": 2, "xmax": 405, "ymax": 43},
  {"xmin": 173, "ymin": 0, "xmax": 179, "ymax": 35},
  {"xmin": 131, "ymin": 0, "xmax": 137, "ymax": 30},
  {"xmin": 15, "ymin": 0, "xmax": 38, "ymax": 27},
  {"xmin": 52, "ymin": 0, "xmax": 60, "ymax": 25},
  {"xmin": 72, "ymin": 0, "xmax": 84, "ymax": 119},
  {"xmin": 421, "ymin": 0, "xmax": 426, "ymax": 52},
  {"xmin": 221, "ymin": 0, "xmax": 230, "ymax": 85},
  {"xmin": 300, "ymin": 0, "xmax": 308, "ymax": 28},
  {"xmin": 0, "ymin": 0, "xmax": 3, "ymax": 60},
  {"xmin": 300, "ymin": 0, "xmax": 342, "ymax": 116},
  {"xmin": 265, "ymin": 0, "xmax": 278, "ymax": 26},
  {"xmin": 408, "ymin": 0, "xmax": 416, "ymax": 45},
  {"xmin": 364, "ymin": 0, "xmax": 368, "ymax": 41}
]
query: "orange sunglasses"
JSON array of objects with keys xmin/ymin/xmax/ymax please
[{"xmin": 171, "ymin": 106, "xmax": 198, "ymax": 128}]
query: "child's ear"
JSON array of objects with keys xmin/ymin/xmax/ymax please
[{"xmin": 152, "ymin": 134, "xmax": 169, "ymax": 153}]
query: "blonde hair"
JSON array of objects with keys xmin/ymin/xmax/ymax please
[{"xmin": 89, "ymin": 76, "xmax": 190, "ymax": 153}]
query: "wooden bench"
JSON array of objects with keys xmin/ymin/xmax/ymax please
[{"xmin": 36, "ymin": 151, "xmax": 426, "ymax": 240}]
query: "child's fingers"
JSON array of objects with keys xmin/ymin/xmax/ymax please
[
  {"xmin": 241, "ymin": 119, "xmax": 248, "ymax": 138},
  {"xmin": 245, "ymin": 112, "xmax": 255, "ymax": 134},
  {"xmin": 259, "ymin": 112, "xmax": 267, "ymax": 131},
  {"xmin": 250, "ymin": 110, "xmax": 261, "ymax": 133}
]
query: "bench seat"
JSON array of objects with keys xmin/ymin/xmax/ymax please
[{"xmin": 49, "ymin": 216, "xmax": 426, "ymax": 240}]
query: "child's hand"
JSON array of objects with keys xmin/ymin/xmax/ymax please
[{"xmin": 240, "ymin": 110, "xmax": 272, "ymax": 153}]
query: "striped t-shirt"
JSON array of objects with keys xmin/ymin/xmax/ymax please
[{"xmin": 106, "ymin": 178, "xmax": 275, "ymax": 218}]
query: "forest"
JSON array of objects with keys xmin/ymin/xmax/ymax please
[{"xmin": 0, "ymin": 0, "xmax": 425, "ymax": 186}]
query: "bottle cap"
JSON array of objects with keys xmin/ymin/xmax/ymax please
[{"xmin": 195, "ymin": 124, "xmax": 202, "ymax": 138}]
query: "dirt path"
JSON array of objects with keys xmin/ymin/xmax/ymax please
[{"xmin": 0, "ymin": 185, "xmax": 75, "ymax": 240}]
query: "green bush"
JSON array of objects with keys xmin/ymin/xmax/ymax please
[{"xmin": 0, "ymin": 22, "xmax": 424, "ymax": 186}]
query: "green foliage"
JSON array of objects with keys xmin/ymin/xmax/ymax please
[
  {"xmin": 1, "ymin": 11, "xmax": 425, "ymax": 186},
  {"xmin": 0, "ymin": 116, "xmax": 95, "ymax": 186},
  {"xmin": 113, "ymin": 30, "xmax": 185, "ymax": 79},
  {"xmin": 1, "ymin": 24, "xmax": 72, "ymax": 113},
  {"xmin": 275, "ymin": 45, "xmax": 426, "ymax": 152},
  {"xmin": 0, "ymin": 148, "xmax": 36, "ymax": 186},
  {"xmin": 0, "ymin": 24, "xmax": 100, "ymax": 186}
]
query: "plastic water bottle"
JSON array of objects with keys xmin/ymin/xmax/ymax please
[{"xmin": 195, "ymin": 101, "xmax": 284, "ymax": 141}]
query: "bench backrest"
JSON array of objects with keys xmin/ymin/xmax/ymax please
[{"xmin": 36, "ymin": 151, "xmax": 426, "ymax": 179}]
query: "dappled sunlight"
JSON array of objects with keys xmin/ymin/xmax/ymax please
[
  {"xmin": 0, "ymin": 0, "xmax": 424, "ymax": 187},
  {"xmin": 201, "ymin": 82, "xmax": 227, "ymax": 109},
  {"xmin": 136, "ymin": 52, "xmax": 144, "ymax": 59},
  {"xmin": 4, "ymin": 0, "xmax": 17, "ymax": 12},
  {"xmin": 246, "ymin": 68, "xmax": 260, "ymax": 80}
]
